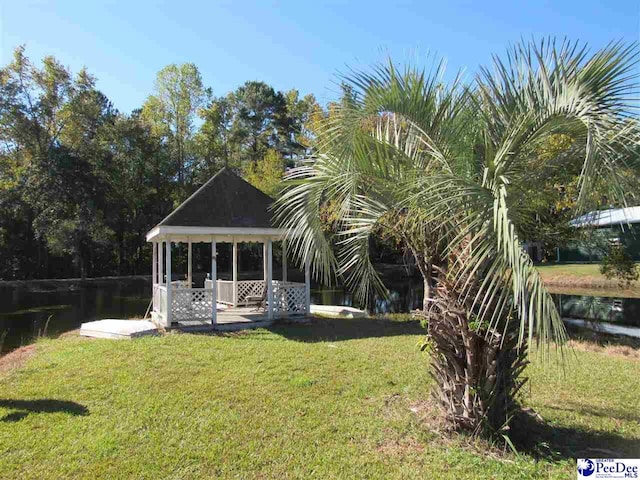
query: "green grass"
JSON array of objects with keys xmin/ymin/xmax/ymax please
[
  {"xmin": 1, "ymin": 318, "xmax": 639, "ymax": 479},
  {"xmin": 536, "ymin": 263, "xmax": 605, "ymax": 277},
  {"xmin": 537, "ymin": 262, "xmax": 640, "ymax": 280}
]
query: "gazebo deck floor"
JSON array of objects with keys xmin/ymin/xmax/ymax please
[{"xmin": 171, "ymin": 306, "xmax": 272, "ymax": 332}]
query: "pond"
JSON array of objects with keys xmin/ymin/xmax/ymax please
[
  {"xmin": 1, "ymin": 275, "xmax": 639, "ymax": 353},
  {"xmin": 0, "ymin": 278, "xmax": 151, "ymax": 353}
]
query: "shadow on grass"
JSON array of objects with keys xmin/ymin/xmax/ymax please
[
  {"xmin": 543, "ymin": 401, "xmax": 640, "ymax": 424},
  {"xmin": 0, "ymin": 399, "xmax": 89, "ymax": 422},
  {"xmin": 268, "ymin": 316, "xmax": 425, "ymax": 343},
  {"xmin": 511, "ymin": 410, "xmax": 640, "ymax": 459}
]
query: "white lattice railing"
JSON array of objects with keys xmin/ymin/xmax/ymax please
[
  {"xmin": 207, "ymin": 280, "xmax": 234, "ymax": 305},
  {"xmin": 237, "ymin": 280, "xmax": 266, "ymax": 305},
  {"xmin": 155, "ymin": 284, "xmax": 167, "ymax": 312},
  {"xmin": 205, "ymin": 279, "xmax": 266, "ymax": 306},
  {"xmin": 273, "ymin": 281, "xmax": 307, "ymax": 315},
  {"xmin": 171, "ymin": 288, "xmax": 214, "ymax": 322},
  {"xmin": 153, "ymin": 280, "xmax": 307, "ymax": 324}
]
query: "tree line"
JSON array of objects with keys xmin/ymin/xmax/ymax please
[
  {"xmin": 0, "ymin": 46, "xmax": 324, "ymax": 280},
  {"xmin": 2, "ymin": 46, "xmax": 637, "ymax": 282}
]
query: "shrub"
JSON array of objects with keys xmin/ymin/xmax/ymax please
[{"xmin": 599, "ymin": 244, "xmax": 639, "ymax": 287}]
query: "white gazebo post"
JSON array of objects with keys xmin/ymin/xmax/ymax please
[
  {"xmin": 304, "ymin": 253, "xmax": 311, "ymax": 315},
  {"xmin": 152, "ymin": 242, "xmax": 157, "ymax": 284},
  {"xmin": 232, "ymin": 238, "xmax": 238, "ymax": 306},
  {"xmin": 267, "ymin": 238, "xmax": 273, "ymax": 320},
  {"xmin": 158, "ymin": 241, "xmax": 164, "ymax": 284},
  {"xmin": 166, "ymin": 240, "xmax": 172, "ymax": 327},
  {"xmin": 187, "ymin": 239, "xmax": 192, "ymax": 287},
  {"xmin": 263, "ymin": 240, "xmax": 268, "ymax": 284},
  {"xmin": 282, "ymin": 239, "xmax": 287, "ymax": 283},
  {"xmin": 211, "ymin": 240, "xmax": 217, "ymax": 326},
  {"xmin": 152, "ymin": 241, "xmax": 157, "ymax": 311}
]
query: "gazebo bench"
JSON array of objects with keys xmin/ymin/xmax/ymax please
[{"xmin": 244, "ymin": 294, "xmax": 263, "ymax": 305}]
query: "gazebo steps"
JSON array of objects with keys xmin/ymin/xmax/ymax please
[
  {"xmin": 171, "ymin": 307, "xmax": 274, "ymax": 332},
  {"xmin": 170, "ymin": 318, "xmax": 274, "ymax": 332},
  {"xmin": 80, "ymin": 319, "xmax": 159, "ymax": 339},
  {"xmin": 214, "ymin": 319, "xmax": 274, "ymax": 331}
]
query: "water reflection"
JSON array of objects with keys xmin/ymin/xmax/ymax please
[
  {"xmin": 0, "ymin": 278, "xmax": 150, "ymax": 352},
  {"xmin": 313, "ymin": 282, "xmax": 640, "ymax": 328},
  {"xmin": 311, "ymin": 279, "xmax": 425, "ymax": 314},
  {"xmin": 555, "ymin": 294, "xmax": 639, "ymax": 327}
]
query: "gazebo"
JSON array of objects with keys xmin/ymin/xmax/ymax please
[{"xmin": 146, "ymin": 168, "xmax": 310, "ymax": 329}]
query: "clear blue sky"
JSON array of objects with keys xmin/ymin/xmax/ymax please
[{"xmin": 2, "ymin": 0, "xmax": 639, "ymax": 113}]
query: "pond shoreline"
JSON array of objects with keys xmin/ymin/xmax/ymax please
[{"xmin": 543, "ymin": 277, "xmax": 635, "ymax": 290}]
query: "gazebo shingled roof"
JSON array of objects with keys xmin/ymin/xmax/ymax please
[{"xmin": 156, "ymin": 167, "xmax": 275, "ymax": 229}]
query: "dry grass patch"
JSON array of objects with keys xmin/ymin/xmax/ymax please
[
  {"xmin": 568, "ymin": 339, "xmax": 640, "ymax": 360},
  {"xmin": 0, "ymin": 344, "xmax": 37, "ymax": 373}
]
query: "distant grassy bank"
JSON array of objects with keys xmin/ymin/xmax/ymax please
[
  {"xmin": 1, "ymin": 317, "xmax": 638, "ymax": 479},
  {"xmin": 537, "ymin": 263, "xmax": 640, "ymax": 296}
]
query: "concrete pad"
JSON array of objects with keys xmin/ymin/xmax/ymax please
[
  {"xmin": 80, "ymin": 319, "xmax": 159, "ymax": 339},
  {"xmin": 310, "ymin": 305, "xmax": 367, "ymax": 318}
]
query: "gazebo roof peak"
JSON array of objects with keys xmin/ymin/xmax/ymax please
[
  {"xmin": 156, "ymin": 167, "xmax": 275, "ymax": 229},
  {"xmin": 146, "ymin": 168, "xmax": 284, "ymax": 242}
]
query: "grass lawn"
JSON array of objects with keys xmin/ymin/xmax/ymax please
[
  {"xmin": 537, "ymin": 263, "xmax": 606, "ymax": 278},
  {"xmin": 1, "ymin": 318, "xmax": 639, "ymax": 479}
]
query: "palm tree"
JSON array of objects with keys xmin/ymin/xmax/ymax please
[{"xmin": 274, "ymin": 39, "xmax": 639, "ymax": 438}]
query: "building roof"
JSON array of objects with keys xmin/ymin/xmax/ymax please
[
  {"xmin": 570, "ymin": 206, "xmax": 640, "ymax": 228},
  {"xmin": 155, "ymin": 168, "xmax": 275, "ymax": 229}
]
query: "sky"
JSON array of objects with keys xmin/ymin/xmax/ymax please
[{"xmin": 1, "ymin": 0, "xmax": 639, "ymax": 113}]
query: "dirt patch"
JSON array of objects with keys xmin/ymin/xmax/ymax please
[
  {"xmin": 0, "ymin": 344, "xmax": 37, "ymax": 373},
  {"xmin": 376, "ymin": 395, "xmax": 515, "ymax": 462},
  {"xmin": 406, "ymin": 399, "xmax": 451, "ymax": 434},
  {"xmin": 376, "ymin": 436, "xmax": 426, "ymax": 456},
  {"xmin": 405, "ymin": 399, "xmax": 516, "ymax": 460}
]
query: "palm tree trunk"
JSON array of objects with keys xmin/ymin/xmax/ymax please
[
  {"xmin": 422, "ymin": 277, "xmax": 529, "ymax": 436},
  {"xmin": 406, "ymin": 243, "xmax": 433, "ymax": 311}
]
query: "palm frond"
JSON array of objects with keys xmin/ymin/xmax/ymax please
[{"xmin": 276, "ymin": 39, "xmax": 637, "ymax": 357}]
